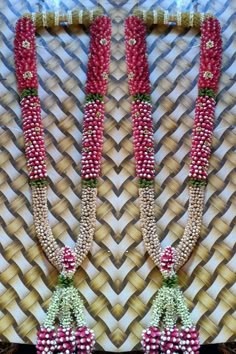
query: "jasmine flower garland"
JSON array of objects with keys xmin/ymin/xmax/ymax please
[
  {"xmin": 14, "ymin": 15, "xmax": 111, "ymax": 354},
  {"xmin": 125, "ymin": 15, "xmax": 222, "ymax": 354}
]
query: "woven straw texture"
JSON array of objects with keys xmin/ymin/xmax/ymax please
[{"xmin": 0, "ymin": 0, "xmax": 235, "ymax": 351}]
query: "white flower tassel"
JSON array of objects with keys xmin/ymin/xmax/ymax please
[
  {"xmin": 141, "ymin": 247, "xmax": 200, "ymax": 354},
  {"xmin": 36, "ymin": 247, "xmax": 95, "ymax": 354}
]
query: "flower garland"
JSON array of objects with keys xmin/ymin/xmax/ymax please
[
  {"xmin": 125, "ymin": 15, "xmax": 222, "ymax": 354},
  {"xmin": 14, "ymin": 15, "xmax": 111, "ymax": 354}
]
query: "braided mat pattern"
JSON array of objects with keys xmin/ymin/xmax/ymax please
[{"xmin": 0, "ymin": 0, "xmax": 235, "ymax": 351}]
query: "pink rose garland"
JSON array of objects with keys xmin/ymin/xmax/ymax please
[
  {"xmin": 15, "ymin": 15, "xmax": 111, "ymax": 354},
  {"xmin": 125, "ymin": 14, "xmax": 222, "ymax": 354}
]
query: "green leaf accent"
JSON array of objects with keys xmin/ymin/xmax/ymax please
[
  {"xmin": 162, "ymin": 274, "xmax": 179, "ymax": 288},
  {"xmin": 86, "ymin": 93, "xmax": 104, "ymax": 103},
  {"xmin": 57, "ymin": 274, "xmax": 74, "ymax": 288},
  {"xmin": 138, "ymin": 178, "xmax": 154, "ymax": 188},
  {"xmin": 82, "ymin": 179, "xmax": 98, "ymax": 188},
  {"xmin": 133, "ymin": 93, "xmax": 151, "ymax": 103},
  {"xmin": 198, "ymin": 88, "xmax": 216, "ymax": 99},
  {"xmin": 188, "ymin": 178, "xmax": 207, "ymax": 187},
  {"xmin": 20, "ymin": 88, "xmax": 38, "ymax": 99},
  {"xmin": 29, "ymin": 178, "xmax": 49, "ymax": 187}
]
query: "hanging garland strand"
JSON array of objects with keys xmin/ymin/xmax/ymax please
[
  {"xmin": 14, "ymin": 15, "xmax": 111, "ymax": 354},
  {"xmin": 125, "ymin": 15, "xmax": 222, "ymax": 354}
]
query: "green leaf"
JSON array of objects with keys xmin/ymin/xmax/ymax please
[
  {"xmin": 133, "ymin": 93, "xmax": 152, "ymax": 103},
  {"xmin": 82, "ymin": 179, "xmax": 98, "ymax": 188},
  {"xmin": 20, "ymin": 88, "xmax": 38, "ymax": 99},
  {"xmin": 188, "ymin": 178, "xmax": 207, "ymax": 187},
  {"xmin": 198, "ymin": 88, "xmax": 216, "ymax": 99},
  {"xmin": 162, "ymin": 274, "xmax": 179, "ymax": 288},
  {"xmin": 57, "ymin": 274, "xmax": 74, "ymax": 288},
  {"xmin": 86, "ymin": 93, "xmax": 104, "ymax": 103},
  {"xmin": 29, "ymin": 178, "xmax": 49, "ymax": 187},
  {"xmin": 138, "ymin": 178, "xmax": 154, "ymax": 188}
]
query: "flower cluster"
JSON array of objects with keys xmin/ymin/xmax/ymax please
[
  {"xmin": 75, "ymin": 326, "xmax": 95, "ymax": 353},
  {"xmin": 142, "ymin": 326, "xmax": 200, "ymax": 354},
  {"xmin": 160, "ymin": 326, "xmax": 180, "ymax": 353},
  {"xmin": 81, "ymin": 100, "xmax": 105, "ymax": 179},
  {"xmin": 199, "ymin": 18, "xmax": 222, "ymax": 90},
  {"xmin": 144, "ymin": 281, "xmax": 200, "ymax": 353},
  {"xmin": 189, "ymin": 17, "xmax": 222, "ymax": 182},
  {"xmin": 36, "ymin": 326, "xmax": 95, "ymax": 354},
  {"xmin": 86, "ymin": 16, "xmax": 112, "ymax": 95},
  {"xmin": 180, "ymin": 327, "xmax": 200, "ymax": 353},
  {"xmin": 35, "ymin": 282, "xmax": 94, "ymax": 353},
  {"xmin": 125, "ymin": 16, "xmax": 151, "ymax": 95},
  {"xmin": 81, "ymin": 16, "xmax": 111, "ymax": 181},
  {"xmin": 15, "ymin": 16, "xmax": 111, "ymax": 184},
  {"xmin": 61, "ymin": 247, "xmax": 76, "ymax": 274},
  {"xmin": 15, "ymin": 18, "xmax": 47, "ymax": 181},
  {"xmin": 125, "ymin": 16, "xmax": 222, "ymax": 187},
  {"xmin": 14, "ymin": 16, "xmax": 111, "ymax": 354},
  {"xmin": 21, "ymin": 96, "xmax": 47, "ymax": 180},
  {"xmin": 56, "ymin": 327, "xmax": 76, "ymax": 353},
  {"xmin": 141, "ymin": 326, "xmax": 161, "ymax": 354},
  {"xmin": 36, "ymin": 327, "xmax": 56, "ymax": 354},
  {"xmin": 160, "ymin": 246, "xmax": 176, "ymax": 276},
  {"xmin": 131, "ymin": 100, "xmax": 155, "ymax": 179},
  {"xmin": 125, "ymin": 15, "xmax": 221, "ymax": 353},
  {"xmin": 125, "ymin": 17, "xmax": 155, "ymax": 180},
  {"xmin": 14, "ymin": 17, "xmax": 38, "ymax": 90},
  {"xmin": 189, "ymin": 96, "xmax": 215, "ymax": 180}
]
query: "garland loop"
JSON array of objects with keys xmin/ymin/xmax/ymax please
[
  {"xmin": 15, "ymin": 15, "xmax": 111, "ymax": 353},
  {"xmin": 125, "ymin": 14, "xmax": 222, "ymax": 354}
]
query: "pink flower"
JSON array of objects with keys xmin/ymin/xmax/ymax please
[
  {"xmin": 14, "ymin": 18, "xmax": 38, "ymax": 90},
  {"xmin": 198, "ymin": 18, "xmax": 222, "ymax": 90},
  {"xmin": 131, "ymin": 100, "xmax": 155, "ymax": 179},
  {"xmin": 160, "ymin": 327, "xmax": 180, "ymax": 353},
  {"xmin": 56, "ymin": 327, "xmax": 76, "ymax": 353},
  {"xmin": 125, "ymin": 16, "xmax": 151, "ymax": 95},
  {"xmin": 86, "ymin": 16, "xmax": 112, "ymax": 95},
  {"xmin": 62, "ymin": 247, "xmax": 76, "ymax": 273},
  {"xmin": 36, "ymin": 327, "xmax": 56, "ymax": 354},
  {"xmin": 180, "ymin": 327, "xmax": 200, "ymax": 353},
  {"xmin": 21, "ymin": 96, "xmax": 47, "ymax": 180},
  {"xmin": 141, "ymin": 326, "xmax": 161, "ymax": 354},
  {"xmin": 160, "ymin": 246, "xmax": 176, "ymax": 275},
  {"xmin": 81, "ymin": 100, "xmax": 105, "ymax": 179},
  {"xmin": 189, "ymin": 96, "xmax": 216, "ymax": 180},
  {"xmin": 75, "ymin": 326, "xmax": 95, "ymax": 354}
]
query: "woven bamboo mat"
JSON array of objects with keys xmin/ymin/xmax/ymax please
[{"xmin": 0, "ymin": 0, "xmax": 235, "ymax": 351}]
